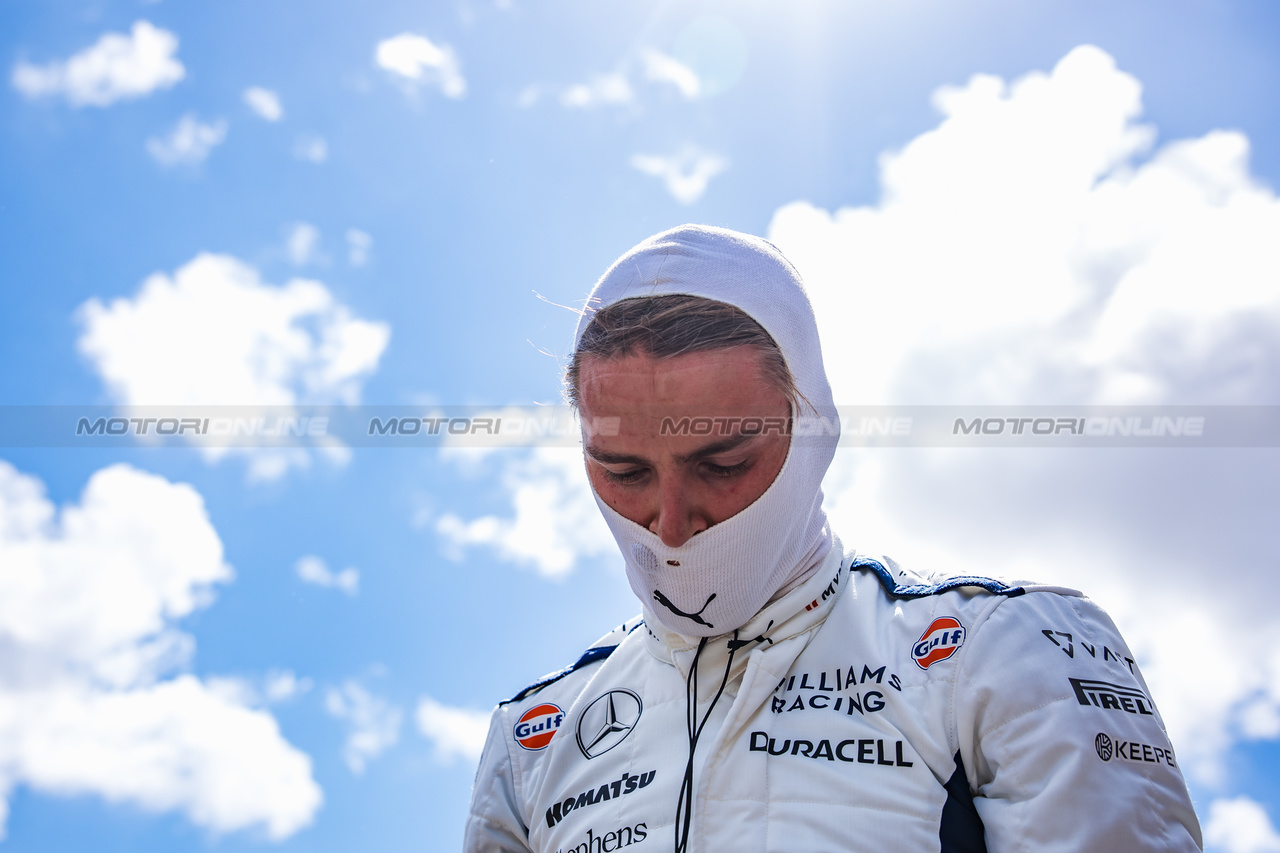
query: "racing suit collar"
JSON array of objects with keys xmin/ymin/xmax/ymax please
[{"xmin": 640, "ymin": 542, "xmax": 849, "ymax": 687}]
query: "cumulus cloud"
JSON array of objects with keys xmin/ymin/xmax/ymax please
[
  {"xmin": 292, "ymin": 134, "xmax": 328, "ymax": 164},
  {"xmin": 324, "ymin": 682, "xmax": 401, "ymax": 774},
  {"xmin": 375, "ymin": 33, "xmax": 465, "ymax": 99},
  {"xmin": 0, "ymin": 461, "xmax": 322, "ymax": 840},
  {"xmin": 639, "ymin": 49, "xmax": 700, "ymax": 99},
  {"xmin": 75, "ymin": 253, "xmax": 390, "ymax": 480},
  {"xmin": 346, "ymin": 229, "xmax": 372, "ymax": 267},
  {"xmin": 769, "ymin": 46, "xmax": 1279, "ymax": 408},
  {"xmin": 243, "ymin": 86, "xmax": 283, "ymax": 121},
  {"xmin": 11, "ymin": 20, "xmax": 184, "ymax": 107},
  {"xmin": 764, "ymin": 44, "xmax": 1280, "ymax": 784},
  {"xmin": 524, "ymin": 50, "xmax": 697, "ymax": 110},
  {"xmin": 285, "ymin": 222, "xmax": 323, "ymax": 266},
  {"xmin": 1205, "ymin": 797, "xmax": 1280, "ymax": 853},
  {"xmin": 145, "ymin": 114, "xmax": 227, "ymax": 167},
  {"xmin": 630, "ymin": 146, "xmax": 728, "ymax": 204},
  {"xmin": 208, "ymin": 670, "xmax": 313, "ymax": 707},
  {"xmin": 415, "ymin": 697, "xmax": 490, "ymax": 765},
  {"xmin": 294, "ymin": 555, "xmax": 359, "ymax": 596},
  {"xmin": 264, "ymin": 670, "xmax": 313, "ymax": 703},
  {"xmin": 515, "ymin": 85, "xmax": 544, "ymax": 109},
  {"xmin": 560, "ymin": 73, "xmax": 633, "ymax": 109},
  {"xmin": 435, "ymin": 447, "xmax": 614, "ymax": 579}
]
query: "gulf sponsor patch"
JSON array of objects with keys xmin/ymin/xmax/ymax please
[
  {"xmin": 514, "ymin": 703, "xmax": 565, "ymax": 750},
  {"xmin": 912, "ymin": 617, "xmax": 967, "ymax": 670}
]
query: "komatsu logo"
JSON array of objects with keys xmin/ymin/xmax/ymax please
[
  {"xmin": 544, "ymin": 771, "xmax": 656, "ymax": 828},
  {"xmin": 912, "ymin": 617, "xmax": 966, "ymax": 670},
  {"xmin": 514, "ymin": 703, "xmax": 565, "ymax": 750}
]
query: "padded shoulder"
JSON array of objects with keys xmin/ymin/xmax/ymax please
[
  {"xmin": 501, "ymin": 616, "xmax": 645, "ymax": 705},
  {"xmin": 851, "ymin": 553, "xmax": 1026, "ymax": 600}
]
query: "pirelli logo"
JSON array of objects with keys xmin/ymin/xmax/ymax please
[{"xmin": 1069, "ymin": 677, "xmax": 1154, "ymax": 716}]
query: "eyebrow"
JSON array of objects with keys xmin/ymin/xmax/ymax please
[{"xmin": 585, "ymin": 431, "xmax": 757, "ymax": 467}]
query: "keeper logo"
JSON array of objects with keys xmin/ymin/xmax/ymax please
[{"xmin": 1093, "ymin": 732, "xmax": 1178, "ymax": 768}]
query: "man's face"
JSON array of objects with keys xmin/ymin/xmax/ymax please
[{"xmin": 578, "ymin": 347, "xmax": 791, "ymax": 549}]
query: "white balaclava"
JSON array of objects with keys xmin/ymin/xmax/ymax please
[{"xmin": 574, "ymin": 225, "xmax": 840, "ymax": 638}]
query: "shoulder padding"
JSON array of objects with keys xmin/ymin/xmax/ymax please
[
  {"xmin": 501, "ymin": 617, "xmax": 644, "ymax": 705},
  {"xmin": 852, "ymin": 554, "xmax": 1026, "ymax": 600}
]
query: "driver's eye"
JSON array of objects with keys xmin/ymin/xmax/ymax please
[{"xmin": 703, "ymin": 460, "xmax": 751, "ymax": 478}]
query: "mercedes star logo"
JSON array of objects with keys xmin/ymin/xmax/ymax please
[{"xmin": 576, "ymin": 689, "xmax": 643, "ymax": 759}]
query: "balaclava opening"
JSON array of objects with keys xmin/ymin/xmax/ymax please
[{"xmin": 573, "ymin": 225, "xmax": 840, "ymax": 637}]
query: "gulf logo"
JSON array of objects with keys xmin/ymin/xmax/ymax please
[
  {"xmin": 912, "ymin": 617, "xmax": 967, "ymax": 670},
  {"xmin": 514, "ymin": 703, "xmax": 565, "ymax": 751}
]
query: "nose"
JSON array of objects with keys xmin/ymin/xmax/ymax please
[{"xmin": 649, "ymin": 478, "xmax": 707, "ymax": 548}]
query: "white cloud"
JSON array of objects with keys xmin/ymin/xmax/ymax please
[
  {"xmin": 75, "ymin": 255, "xmax": 389, "ymax": 409},
  {"xmin": 75, "ymin": 253, "xmax": 390, "ymax": 480},
  {"xmin": 346, "ymin": 229, "xmax": 372, "ymax": 266},
  {"xmin": 1240, "ymin": 697, "xmax": 1280, "ymax": 740},
  {"xmin": 415, "ymin": 697, "xmax": 490, "ymax": 765},
  {"xmin": 264, "ymin": 670, "xmax": 313, "ymax": 703},
  {"xmin": 0, "ymin": 461, "xmax": 322, "ymax": 840},
  {"xmin": 435, "ymin": 448, "xmax": 615, "ymax": 579},
  {"xmin": 324, "ymin": 682, "xmax": 401, "ymax": 774},
  {"xmin": 292, "ymin": 134, "xmax": 328, "ymax": 164},
  {"xmin": 11, "ymin": 20, "xmax": 184, "ymax": 108},
  {"xmin": 285, "ymin": 222, "xmax": 323, "ymax": 266},
  {"xmin": 294, "ymin": 555, "xmax": 359, "ymax": 596},
  {"xmin": 630, "ymin": 146, "xmax": 728, "ymax": 204},
  {"xmin": 560, "ymin": 72, "xmax": 632, "ymax": 109},
  {"xmin": 243, "ymin": 86, "xmax": 282, "ymax": 121},
  {"xmin": 207, "ymin": 670, "xmax": 313, "ymax": 707},
  {"xmin": 375, "ymin": 32, "xmax": 466, "ymax": 99},
  {"xmin": 769, "ymin": 45, "xmax": 1280, "ymax": 408},
  {"xmin": 1205, "ymin": 798, "xmax": 1280, "ymax": 853},
  {"xmin": 535, "ymin": 51, "xmax": 697, "ymax": 111},
  {"xmin": 145, "ymin": 114, "xmax": 227, "ymax": 167},
  {"xmin": 516, "ymin": 84, "xmax": 543, "ymax": 109},
  {"xmin": 764, "ymin": 44, "xmax": 1280, "ymax": 784},
  {"xmin": 639, "ymin": 49, "xmax": 700, "ymax": 99}
]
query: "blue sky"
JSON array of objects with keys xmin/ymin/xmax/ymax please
[{"xmin": 2, "ymin": 1, "xmax": 1279, "ymax": 850}]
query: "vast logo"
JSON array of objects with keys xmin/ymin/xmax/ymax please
[
  {"xmin": 1041, "ymin": 628, "xmax": 1137, "ymax": 674},
  {"xmin": 576, "ymin": 689, "xmax": 643, "ymax": 759},
  {"xmin": 1069, "ymin": 678, "xmax": 1154, "ymax": 716},
  {"xmin": 912, "ymin": 617, "xmax": 967, "ymax": 670},
  {"xmin": 514, "ymin": 703, "xmax": 565, "ymax": 751}
]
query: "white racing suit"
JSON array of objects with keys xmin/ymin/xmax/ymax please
[{"xmin": 463, "ymin": 549, "xmax": 1203, "ymax": 852}]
